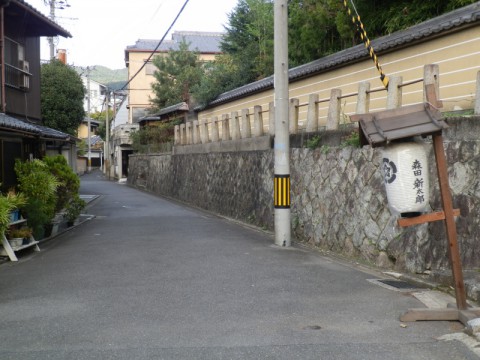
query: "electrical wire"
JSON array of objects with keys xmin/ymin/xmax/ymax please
[{"xmin": 120, "ymin": 0, "xmax": 190, "ymax": 91}]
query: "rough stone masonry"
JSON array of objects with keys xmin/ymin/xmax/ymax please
[{"xmin": 128, "ymin": 117, "xmax": 480, "ymax": 277}]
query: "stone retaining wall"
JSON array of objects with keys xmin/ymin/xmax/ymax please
[{"xmin": 128, "ymin": 117, "xmax": 480, "ymax": 274}]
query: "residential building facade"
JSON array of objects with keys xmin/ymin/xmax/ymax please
[
  {"xmin": 107, "ymin": 31, "xmax": 223, "ymax": 180},
  {"xmin": 81, "ymin": 77, "xmax": 107, "ymax": 113},
  {"xmin": 0, "ymin": 0, "xmax": 75, "ymax": 189},
  {"xmin": 124, "ymin": 31, "xmax": 223, "ymax": 124}
]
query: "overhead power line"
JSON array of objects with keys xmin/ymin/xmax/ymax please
[{"xmin": 121, "ymin": 0, "xmax": 190, "ymax": 91}]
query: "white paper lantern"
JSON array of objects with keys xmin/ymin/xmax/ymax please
[{"xmin": 381, "ymin": 142, "xmax": 429, "ymax": 215}]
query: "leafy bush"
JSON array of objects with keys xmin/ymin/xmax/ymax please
[
  {"xmin": 130, "ymin": 121, "xmax": 180, "ymax": 153},
  {"xmin": 0, "ymin": 195, "xmax": 15, "ymax": 235},
  {"xmin": 43, "ymin": 155, "xmax": 81, "ymax": 213},
  {"xmin": 65, "ymin": 194, "xmax": 86, "ymax": 225},
  {"xmin": 14, "ymin": 159, "xmax": 59, "ymax": 239}
]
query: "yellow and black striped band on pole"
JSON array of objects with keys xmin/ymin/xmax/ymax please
[
  {"xmin": 342, "ymin": 0, "xmax": 389, "ymax": 88},
  {"xmin": 274, "ymin": 174, "xmax": 291, "ymax": 209}
]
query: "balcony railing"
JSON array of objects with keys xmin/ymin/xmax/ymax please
[{"xmin": 5, "ymin": 62, "xmax": 31, "ymax": 91}]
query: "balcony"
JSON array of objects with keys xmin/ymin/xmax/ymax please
[{"xmin": 5, "ymin": 61, "xmax": 31, "ymax": 91}]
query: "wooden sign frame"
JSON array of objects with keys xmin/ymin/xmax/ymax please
[{"xmin": 352, "ymin": 89, "xmax": 478, "ymax": 325}]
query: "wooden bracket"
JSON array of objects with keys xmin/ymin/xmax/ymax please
[
  {"xmin": 401, "ymin": 307, "xmax": 480, "ymax": 325},
  {"xmin": 425, "ymin": 83, "xmax": 444, "ymax": 109},
  {"xmin": 398, "ymin": 209, "xmax": 460, "ymax": 227}
]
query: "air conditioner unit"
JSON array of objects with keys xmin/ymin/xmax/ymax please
[
  {"xmin": 18, "ymin": 60, "xmax": 30, "ymax": 90},
  {"xmin": 19, "ymin": 60, "xmax": 29, "ymax": 73},
  {"xmin": 19, "ymin": 74, "xmax": 30, "ymax": 90}
]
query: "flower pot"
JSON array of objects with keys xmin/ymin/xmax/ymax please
[
  {"xmin": 9, "ymin": 238, "xmax": 23, "ymax": 247},
  {"xmin": 9, "ymin": 210, "xmax": 20, "ymax": 223}
]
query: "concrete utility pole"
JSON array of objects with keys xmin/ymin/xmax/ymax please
[
  {"xmin": 48, "ymin": 0, "xmax": 55, "ymax": 59},
  {"xmin": 273, "ymin": 0, "xmax": 291, "ymax": 247},
  {"xmin": 46, "ymin": 0, "xmax": 71, "ymax": 59},
  {"xmin": 86, "ymin": 66, "xmax": 92, "ymax": 172},
  {"xmin": 105, "ymin": 91, "xmax": 110, "ymax": 179}
]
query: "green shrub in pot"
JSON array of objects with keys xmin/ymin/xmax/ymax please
[{"xmin": 14, "ymin": 159, "xmax": 59, "ymax": 239}]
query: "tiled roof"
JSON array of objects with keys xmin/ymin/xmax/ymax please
[
  {"xmin": 126, "ymin": 31, "xmax": 224, "ymax": 53},
  {"xmin": 138, "ymin": 102, "xmax": 189, "ymax": 123},
  {"xmin": 12, "ymin": 0, "xmax": 72, "ymax": 38},
  {"xmin": 0, "ymin": 113, "xmax": 73, "ymax": 141},
  {"xmin": 203, "ymin": 2, "xmax": 480, "ymax": 109},
  {"xmin": 88, "ymin": 135, "xmax": 103, "ymax": 146},
  {"xmin": 82, "ymin": 118, "xmax": 100, "ymax": 127}
]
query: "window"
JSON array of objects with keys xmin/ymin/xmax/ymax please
[
  {"xmin": 145, "ymin": 61, "xmax": 156, "ymax": 76},
  {"xmin": 4, "ymin": 37, "xmax": 30, "ymax": 90}
]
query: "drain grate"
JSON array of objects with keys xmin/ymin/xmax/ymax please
[
  {"xmin": 368, "ymin": 278, "xmax": 420, "ymax": 292},
  {"xmin": 378, "ymin": 279, "xmax": 419, "ymax": 289}
]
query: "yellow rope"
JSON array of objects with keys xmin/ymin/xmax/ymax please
[{"xmin": 343, "ymin": 0, "xmax": 389, "ymax": 88}]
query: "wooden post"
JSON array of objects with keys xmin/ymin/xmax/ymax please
[
  {"xmin": 424, "ymin": 64, "xmax": 443, "ymax": 108},
  {"xmin": 432, "ymin": 134, "xmax": 467, "ymax": 310}
]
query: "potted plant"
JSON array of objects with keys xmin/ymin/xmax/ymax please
[
  {"xmin": 6, "ymin": 188, "xmax": 27, "ymax": 222},
  {"xmin": 64, "ymin": 194, "xmax": 86, "ymax": 226},
  {"xmin": 8, "ymin": 227, "xmax": 32, "ymax": 247},
  {"xmin": 14, "ymin": 159, "xmax": 59, "ymax": 239},
  {"xmin": 43, "ymin": 155, "xmax": 81, "ymax": 213},
  {"xmin": 0, "ymin": 195, "xmax": 15, "ymax": 238}
]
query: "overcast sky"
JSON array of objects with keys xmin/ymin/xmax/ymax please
[{"xmin": 27, "ymin": 0, "xmax": 238, "ymax": 69}]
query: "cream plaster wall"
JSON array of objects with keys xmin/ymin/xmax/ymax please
[{"xmin": 198, "ymin": 27, "xmax": 480, "ymax": 131}]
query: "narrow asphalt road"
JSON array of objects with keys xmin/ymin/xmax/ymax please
[{"xmin": 0, "ymin": 170, "xmax": 478, "ymax": 359}]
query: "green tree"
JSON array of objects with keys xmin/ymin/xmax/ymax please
[
  {"xmin": 91, "ymin": 109, "xmax": 113, "ymax": 139},
  {"xmin": 221, "ymin": 0, "xmax": 274, "ymax": 82},
  {"xmin": 130, "ymin": 121, "xmax": 180, "ymax": 154},
  {"xmin": 41, "ymin": 60, "xmax": 86, "ymax": 135},
  {"xmin": 191, "ymin": 54, "xmax": 242, "ymax": 108},
  {"xmin": 358, "ymin": 0, "xmax": 477, "ymax": 35},
  {"xmin": 150, "ymin": 41, "xmax": 204, "ymax": 110},
  {"xmin": 289, "ymin": 0, "xmax": 349, "ymax": 67}
]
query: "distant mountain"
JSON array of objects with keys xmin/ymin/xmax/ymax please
[{"xmin": 74, "ymin": 65, "xmax": 128, "ymax": 91}]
